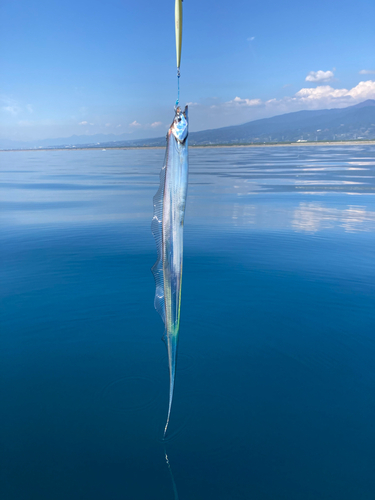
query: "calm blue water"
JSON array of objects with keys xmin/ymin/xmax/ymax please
[{"xmin": 1, "ymin": 146, "xmax": 375, "ymax": 499}]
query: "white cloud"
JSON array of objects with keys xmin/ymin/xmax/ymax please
[
  {"xmin": 212, "ymin": 80, "xmax": 375, "ymax": 119},
  {"xmin": 79, "ymin": 121, "xmax": 88, "ymax": 125},
  {"xmin": 18, "ymin": 120, "xmax": 34, "ymax": 127},
  {"xmin": 294, "ymin": 80, "xmax": 375, "ymax": 103},
  {"xmin": 105, "ymin": 123, "xmax": 111, "ymax": 127},
  {"xmin": 359, "ymin": 69, "xmax": 375, "ymax": 75},
  {"xmin": 247, "ymin": 36, "xmax": 255, "ymax": 41},
  {"xmin": 129, "ymin": 120, "xmax": 142, "ymax": 128},
  {"xmin": 347, "ymin": 80, "xmax": 375, "ymax": 99},
  {"xmin": 295, "ymin": 85, "xmax": 348, "ymax": 100},
  {"xmin": 26, "ymin": 104, "xmax": 33, "ymax": 113},
  {"xmin": 227, "ymin": 97, "xmax": 262, "ymax": 106},
  {"xmin": 1, "ymin": 96, "xmax": 21, "ymax": 115},
  {"xmin": 151, "ymin": 121, "xmax": 162, "ymax": 128},
  {"xmin": 3, "ymin": 106, "xmax": 19, "ymax": 115},
  {"xmin": 186, "ymin": 101, "xmax": 198, "ymax": 106},
  {"xmin": 116, "ymin": 124, "xmax": 122, "ymax": 128},
  {"xmin": 305, "ymin": 70, "xmax": 334, "ymax": 83}
]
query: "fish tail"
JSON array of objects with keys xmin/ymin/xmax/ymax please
[
  {"xmin": 163, "ymin": 330, "xmax": 178, "ymax": 438},
  {"xmin": 163, "ymin": 375, "xmax": 175, "ymax": 438}
]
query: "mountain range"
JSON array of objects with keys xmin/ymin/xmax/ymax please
[
  {"xmin": 2, "ymin": 100, "xmax": 375, "ymax": 150},
  {"xmin": 188, "ymin": 99, "xmax": 375, "ymax": 145},
  {"xmin": 0, "ymin": 132, "xmax": 142, "ymax": 150}
]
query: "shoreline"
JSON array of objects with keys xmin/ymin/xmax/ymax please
[{"xmin": 1, "ymin": 140, "xmax": 375, "ymax": 152}]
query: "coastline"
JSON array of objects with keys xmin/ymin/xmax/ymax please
[{"xmin": 1, "ymin": 140, "xmax": 375, "ymax": 152}]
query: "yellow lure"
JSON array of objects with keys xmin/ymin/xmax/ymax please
[{"xmin": 175, "ymin": 0, "xmax": 183, "ymax": 70}]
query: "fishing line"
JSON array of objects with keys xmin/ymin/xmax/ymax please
[{"xmin": 175, "ymin": 0, "xmax": 183, "ymax": 107}]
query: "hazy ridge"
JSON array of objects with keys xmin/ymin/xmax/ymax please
[{"xmin": 2, "ymin": 100, "xmax": 375, "ymax": 150}]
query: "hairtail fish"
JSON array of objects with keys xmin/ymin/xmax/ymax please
[{"xmin": 152, "ymin": 105, "xmax": 189, "ymax": 437}]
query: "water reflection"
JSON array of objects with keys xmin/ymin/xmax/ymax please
[
  {"xmin": 1, "ymin": 146, "xmax": 375, "ymax": 500},
  {"xmin": 165, "ymin": 449, "xmax": 179, "ymax": 500},
  {"xmin": 1, "ymin": 146, "xmax": 375, "ymax": 233},
  {"xmin": 292, "ymin": 203, "xmax": 375, "ymax": 233}
]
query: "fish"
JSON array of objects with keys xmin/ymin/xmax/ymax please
[{"xmin": 152, "ymin": 105, "xmax": 189, "ymax": 437}]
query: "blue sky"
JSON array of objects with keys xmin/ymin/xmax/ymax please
[{"xmin": 1, "ymin": 0, "xmax": 374, "ymax": 141}]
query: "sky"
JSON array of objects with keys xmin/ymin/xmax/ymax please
[{"xmin": 1, "ymin": 0, "xmax": 375, "ymax": 142}]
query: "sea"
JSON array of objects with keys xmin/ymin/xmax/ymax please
[{"xmin": 1, "ymin": 145, "xmax": 375, "ymax": 499}]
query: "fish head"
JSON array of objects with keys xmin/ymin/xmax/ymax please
[{"xmin": 171, "ymin": 106, "xmax": 188, "ymax": 143}]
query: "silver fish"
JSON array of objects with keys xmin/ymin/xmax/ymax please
[{"xmin": 152, "ymin": 105, "xmax": 189, "ymax": 437}]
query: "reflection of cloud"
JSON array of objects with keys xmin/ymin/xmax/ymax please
[
  {"xmin": 292, "ymin": 203, "xmax": 375, "ymax": 233},
  {"xmin": 348, "ymin": 161, "xmax": 375, "ymax": 166},
  {"xmin": 231, "ymin": 202, "xmax": 256, "ymax": 225},
  {"xmin": 305, "ymin": 70, "xmax": 334, "ymax": 83}
]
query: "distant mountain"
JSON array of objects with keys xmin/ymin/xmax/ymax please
[
  {"xmin": 186, "ymin": 99, "xmax": 375, "ymax": 145},
  {"xmin": 2, "ymin": 100, "xmax": 375, "ymax": 150},
  {"xmin": 89, "ymin": 99, "xmax": 375, "ymax": 148},
  {"xmin": 0, "ymin": 133, "xmax": 136, "ymax": 150},
  {"xmin": 36, "ymin": 133, "xmax": 132, "ymax": 146}
]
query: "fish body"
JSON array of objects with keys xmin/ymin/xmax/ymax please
[{"xmin": 152, "ymin": 106, "xmax": 189, "ymax": 436}]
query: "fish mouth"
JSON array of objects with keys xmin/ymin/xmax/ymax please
[{"xmin": 171, "ymin": 105, "xmax": 188, "ymax": 143}]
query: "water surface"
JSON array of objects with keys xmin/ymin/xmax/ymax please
[{"xmin": 1, "ymin": 146, "xmax": 375, "ymax": 499}]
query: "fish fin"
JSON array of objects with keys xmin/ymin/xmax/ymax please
[{"xmin": 151, "ymin": 148, "xmax": 168, "ymax": 325}]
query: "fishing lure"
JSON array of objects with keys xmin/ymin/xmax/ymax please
[{"xmin": 152, "ymin": 105, "xmax": 189, "ymax": 437}]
